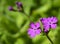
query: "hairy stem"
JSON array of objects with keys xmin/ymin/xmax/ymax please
[{"xmin": 46, "ymin": 34, "xmax": 53, "ymax": 44}]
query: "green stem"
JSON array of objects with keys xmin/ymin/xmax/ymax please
[
  {"xmin": 23, "ymin": 11, "xmax": 33, "ymax": 22},
  {"xmin": 46, "ymin": 34, "xmax": 53, "ymax": 44}
]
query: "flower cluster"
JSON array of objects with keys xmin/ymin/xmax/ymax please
[
  {"xmin": 8, "ymin": 1, "xmax": 23, "ymax": 11},
  {"xmin": 28, "ymin": 17, "xmax": 58, "ymax": 38}
]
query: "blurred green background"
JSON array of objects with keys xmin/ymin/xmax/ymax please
[{"xmin": 0, "ymin": 0, "xmax": 60, "ymax": 44}]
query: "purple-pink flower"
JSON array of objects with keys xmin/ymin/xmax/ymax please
[
  {"xmin": 8, "ymin": 6, "xmax": 14, "ymax": 11},
  {"xmin": 28, "ymin": 22, "xmax": 41, "ymax": 38},
  {"xmin": 40, "ymin": 17, "xmax": 58, "ymax": 32},
  {"xmin": 16, "ymin": 2, "xmax": 22, "ymax": 8}
]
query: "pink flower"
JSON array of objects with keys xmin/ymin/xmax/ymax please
[
  {"xmin": 28, "ymin": 22, "xmax": 41, "ymax": 38},
  {"xmin": 40, "ymin": 17, "xmax": 58, "ymax": 32}
]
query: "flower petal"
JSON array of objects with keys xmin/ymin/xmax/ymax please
[
  {"xmin": 35, "ymin": 29, "xmax": 41, "ymax": 34},
  {"xmin": 28, "ymin": 28, "xmax": 32, "ymax": 34},
  {"xmin": 30, "ymin": 22, "xmax": 35, "ymax": 29},
  {"xmin": 28, "ymin": 28, "xmax": 36, "ymax": 38},
  {"xmin": 35, "ymin": 22, "xmax": 40, "ymax": 28},
  {"xmin": 52, "ymin": 17, "xmax": 58, "ymax": 23},
  {"xmin": 47, "ymin": 17, "xmax": 51, "ymax": 22},
  {"xmin": 44, "ymin": 25, "xmax": 50, "ymax": 32},
  {"xmin": 48, "ymin": 17, "xmax": 58, "ymax": 23},
  {"xmin": 40, "ymin": 18, "xmax": 48, "ymax": 24},
  {"xmin": 30, "ymin": 32, "xmax": 35, "ymax": 38},
  {"xmin": 51, "ymin": 24, "xmax": 57, "ymax": 29}
]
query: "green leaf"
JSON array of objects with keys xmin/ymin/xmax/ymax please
[
  {"xmin": 16, "ymin": 12, "xmax": 28, "ymax": 28},
  {"xmin": 53, "ymin": 0, "xmax": 60, "ymax": 7},
  {"xmin": 32, "ymin": 0, "xmax": 52, "ymax": 17},
  {"xmin": 32, "ymin": 34, "xmax": 46, "ymax": 44},
  {"xmin": 33, "ymin": 3, "xmax": 51, "ymax": 14},
  {"xmin": 20, "ymin": 0, "xmax": 35, "ymax": 15},
  {"xmin": 15, "ymin": 38, "xmax": 25, "ymax": 44}
]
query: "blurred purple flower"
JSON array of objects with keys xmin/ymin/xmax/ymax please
[
  {"xmin": 28, "ymin": 22, "xmax": 41, "ymax": 38},
  {"xmin": 16, "ymin": 2, "xmax": 22, "ymax": 8},
  {"xmin": 40, "ymin": 17, "xmax": 58, "ymax": 32},
  {"xmin": 8, "ymin": 6, "xmax": 14, "ymax": 11}
]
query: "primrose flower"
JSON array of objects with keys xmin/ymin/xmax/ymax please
[
  {"xmin": 28, "ymin": 22, "xmax": 41, "ymax": 38},
  {"xmin": 8, "ymin": 6, "xmax": 14, "ymax": 11},
  {"xmin": 40, "ymin": 17, "xmax": 58, "ymax": 32}
]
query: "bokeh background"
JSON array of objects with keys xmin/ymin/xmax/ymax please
[{"xmin": 0, "ymin": 0, "xmax": 60, "ymax": 44}]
